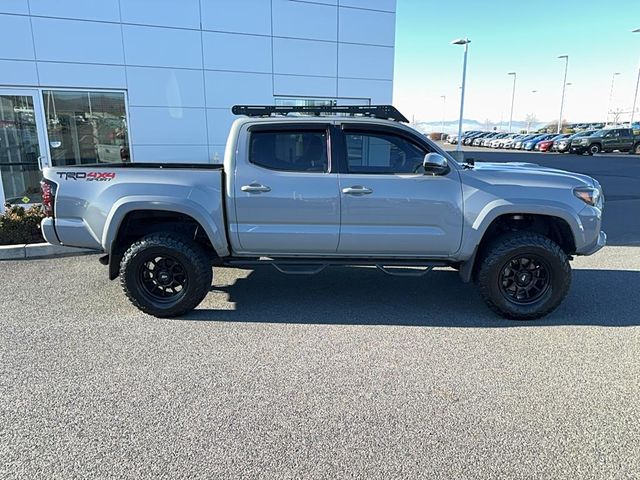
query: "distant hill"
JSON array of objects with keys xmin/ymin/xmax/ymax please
[{"xmin": 411, "ymin": 119, "xmax": 547, "ymax": 134}]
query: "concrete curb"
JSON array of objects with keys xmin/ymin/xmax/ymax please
[{"xmin": 0, "ymin": 243, "xmax": 95, "ymax": 261}]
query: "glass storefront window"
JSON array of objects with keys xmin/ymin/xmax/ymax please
[
  {"xmin": 274, "ymin": 97, "xmax": 371, "ymax": 107},
  {"xmin": 0, "ymin": 95, "xmax": 43, "ymax": 204},
  {"xmin": 43, "ymin": 90, "xmax": 130, "ymax": 166}
]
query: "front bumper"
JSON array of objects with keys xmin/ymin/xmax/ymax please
[
  {"xmin": 580, "ymin": 230, "xmax": 607, "ymax": 256},
  {"xmin": 575, "ymin": 202, "xmax": 606, "ymax": 256}
]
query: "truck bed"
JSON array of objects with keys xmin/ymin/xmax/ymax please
[{"xmin": 41, "ymin": 163, "xmax": 230, "ymax": 257}]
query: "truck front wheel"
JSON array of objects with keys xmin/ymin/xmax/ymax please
[
  {"xmin": 120, "ymin": 233, "xmax": 212, "ymax": 317},
  {"xmin": 476, "ymin": 232, "xmax": 571, "ymax": 320}
]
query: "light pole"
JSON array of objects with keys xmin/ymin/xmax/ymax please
[
  {"xmin": 606, "ymin": 72, "xmax": 621, "ymax": 125},
  {"xmin": 507, "ymin": 72, "xmax": 516, "ymax": 132},
  {"xmin": 440, "ymin": 95, "xmax": 446, "ymax": 135},
  {"xmin": 631, "ymin": 28, "xmax": 640, "ymax": 126},
  {"xmin": 557, "ymin": 55, "xmax": 569, "ymax": 134},
  {"xmin": 452, "ymin": 38, "xmax": 470, "ymax": 157}
]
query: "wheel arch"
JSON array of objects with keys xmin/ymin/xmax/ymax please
[
  {"xmin": 459, "ymin": 211, "xmax": 577, "ymax": 283},
  {"xmin": 104, "ymin": 200, "xmax": 227, "ymax": 280}
]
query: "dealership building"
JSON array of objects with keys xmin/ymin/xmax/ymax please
[{"xmin": 0, "ymin": 0, "xmax": 396, "ymax": 206}]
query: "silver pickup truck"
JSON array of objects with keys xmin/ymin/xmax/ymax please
[{"xmin": 40, "ymin": 105, "xmax": 606, "ymax": 320}]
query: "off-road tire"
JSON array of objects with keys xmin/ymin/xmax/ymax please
[
  {"xmin": 588, "ymin": 144, "xmax": 601, "ymax": 155},
  {"xmin": 476, "ymin": 232, "xmax": 571, "ymax": 320},
  {"xmin": 632, "ymin": 142, "xmax": 640, "ymax": 155},
  {"xmin": 120, "ymin": 232, "xmax": 212, "ymax": 317}
]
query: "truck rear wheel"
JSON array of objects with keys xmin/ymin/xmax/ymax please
[
  {"xmin": 120, "ymin": 233, "xmax": 212, "ymax": 317},
  {"xmin": 476, "ymin": 232, "xmax": 571, "ymax": 320}
]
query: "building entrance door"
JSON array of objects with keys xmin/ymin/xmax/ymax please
[{"xmin": 0, "ymin": 88, "xmax": 50, "ymax": 209}]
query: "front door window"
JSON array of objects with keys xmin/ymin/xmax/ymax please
[{"xmin": 0, "ymin": 94, "xmax": 43, "ymax": 204}]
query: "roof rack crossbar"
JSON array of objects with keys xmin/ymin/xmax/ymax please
[{"xmin": 231, "ymin": 104, "xmax": 409, "ymax": 123}]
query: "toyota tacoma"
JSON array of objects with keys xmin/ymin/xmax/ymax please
[{"xmin": 40, "ymin": 105, "xmax": 606, "ymax": 320}]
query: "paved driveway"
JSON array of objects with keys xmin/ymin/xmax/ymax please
[{"xmin": 1, "ymin": 247, "xmax": 639, "ymax": 479}]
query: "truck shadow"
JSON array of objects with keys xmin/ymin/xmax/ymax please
[{"xmin": 180, "ymin": 267, "xmax": 640, "ymax": 327}]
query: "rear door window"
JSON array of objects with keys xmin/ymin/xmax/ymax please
[{"xmin": 249, "ymin": 130, "xmax": 328, "ymax": 172}]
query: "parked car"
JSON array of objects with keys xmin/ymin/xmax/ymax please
[
  {"xmin": 464, "ymin": 131, "xmax": 488, "ymax": 145},
  {"xmin": 513, "ymin": 134, "xmax": 538, "ymax": 150},
  {"xmin": 500, "ymin": 134, "xmax": 526, "ymax": 149},
  {"xmin": 536, "ymin": 134, "xmax": 570, "ymax": 152},
  {"xmin": 553, "ymin": 131, "xmax": 596, "ymax": 153},
  {"xmin": 40, "ymin": 104, "xmax": 606, "ymax": 321},
  {"xmin": 571, "ymin": 128, "xmax": 640, "ymax": 155},
  {"xmin": 524, "ymin": 134, "xmax": 555, "ymax": 151},
  {"xmin": 473, "ymin": 132, "xmax": 499, "ymax": 146},
  {"xmin": 482, "ymin": 132, "xmax": 508, "ymax": 147},
  {"xmin": 490, "ymin": 133, "xmax": 517, "ymax": 148}
]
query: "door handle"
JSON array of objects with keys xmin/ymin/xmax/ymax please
[
  {"xmin": 241, "ymin": 183, "xmax": 271, "ymax": 193},
  {"xmin": 342, "ymin": 185, "xmax": 373, "ymax": 195}
]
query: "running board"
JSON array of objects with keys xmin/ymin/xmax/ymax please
[
  {"xmin": 272, "ymin": 263, "xmax": 328, "ymax": 275},
  {"xmin": 223, "ymin": 257, "xmax": 449, "ymax": 275},
  {"xmin": 376, "ymin": 265, "xmax": 434, "ymax": 277}
]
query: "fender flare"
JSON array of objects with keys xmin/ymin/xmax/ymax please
[
  {"xmin": 102, "ymin": 196, "xmax": 230, "ymax": 257},
  {"xmin": 457, "ymin": 200, "xmax": 584, "ymax": 261}
]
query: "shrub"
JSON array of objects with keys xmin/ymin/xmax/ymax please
[{"xmin": 0, "ymin": 204, "xmax": 46, "ymax": 245}]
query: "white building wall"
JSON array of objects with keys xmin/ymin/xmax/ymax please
[{"xmin": 0, "ymin": 0, "xmax": 396, "ymax": 163}]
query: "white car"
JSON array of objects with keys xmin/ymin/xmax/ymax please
[{"xmin": 493, "ymin": 134, "xmax": 519, "ymax": 148}]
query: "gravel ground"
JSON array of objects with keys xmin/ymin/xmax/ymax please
[{"xmin": 1, "ymin": 247, "xmax": 639, "ymax": 479}]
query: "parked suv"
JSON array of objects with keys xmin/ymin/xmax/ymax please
[
  {"xmin": 571, "ymin": 128, "xmax": 640, "ymax": 155},
  {"xmin": 40, "ymin": 105, "xmax": 606, "ymax": 321}
]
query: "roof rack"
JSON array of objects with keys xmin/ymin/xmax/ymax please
[{"xmin": 231, "ymin": 104, "xmax": 409, "ymax": 123}]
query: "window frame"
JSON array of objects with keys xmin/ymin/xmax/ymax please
[
  {"xmin": 246, "ymin": 123, "xmax": 334, "ymax": 174},
  {"xmin": 336, "ymin": 123, "xmax": 434, "ymax": 175}
]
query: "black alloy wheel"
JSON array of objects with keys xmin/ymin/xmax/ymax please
[
  {"xmin": 498, "ymin": 255, "xmax": 550, "ymax": 305},
  {"xmin": 139, "ymin": 254, "xmax": 188, "ymax": 303}
]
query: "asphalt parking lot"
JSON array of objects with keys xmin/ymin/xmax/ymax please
[{"xmin": 2, "ymin": 245, "xmax": 639, "ymax": 478}]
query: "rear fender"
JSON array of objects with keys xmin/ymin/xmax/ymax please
[{"xmin": 102, "ymin": 197, "xmax": 229, "ymax": 257}]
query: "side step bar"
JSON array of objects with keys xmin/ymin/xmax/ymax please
[{"xmin": 223, "ymin": 257, "xmax": 450, "ymax": 276}]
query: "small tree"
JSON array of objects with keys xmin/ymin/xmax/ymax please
[
  {"xmin": 609, "ymin": 108, "xmax": 623, "ymax": 125},
  {"xmin": 525, "ymin": 113, "xmax": 538, "ymax": 133}
]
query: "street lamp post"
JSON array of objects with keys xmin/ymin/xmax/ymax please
[
  {"xmin": 440, "ymin": 95, "xmax": 446, "ymax": 135},
  {"xmin": 557, "ymin": 55, "xmax": 569, "ymax": 134},
  {"xmin": 631, "ymin": 29, "xmax": 640, "ymax": 126},
  {"xmin": 452, "ymin": 38, "xmax": 470, "ymax": 157},
  {"xmin": 606, "ymin": 72, "xmax": 621, "ymax": 125},
  {"xmin": 507, "ymin": 72, "xmax": 516, "ymax": 133}
]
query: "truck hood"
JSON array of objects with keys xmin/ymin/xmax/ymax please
[{"xmin": 469, "ymin": 161, "xmax": 596, "ymax": 188}]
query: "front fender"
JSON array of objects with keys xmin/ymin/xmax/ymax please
[{"xmin": 457, "ymin": 199, "xmax": 585, "ymax": 259}]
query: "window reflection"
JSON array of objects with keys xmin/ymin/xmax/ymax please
[{"xmin": 43, "ymin": 90, "xmax": 130, "ymax": 166}]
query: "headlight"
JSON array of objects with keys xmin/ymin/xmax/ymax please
[{"xmin": 573, "ymin": 186, "xmax": 600, "ymax": 206}]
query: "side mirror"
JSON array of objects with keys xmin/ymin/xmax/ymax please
[{"xmin": 422, "ymin": 153, "xmax": 449, "ymax": 175}]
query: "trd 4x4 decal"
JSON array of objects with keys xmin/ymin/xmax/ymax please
[{"xmin": 56, "ymin": 172, "xmax": 116, "ymax": 181}]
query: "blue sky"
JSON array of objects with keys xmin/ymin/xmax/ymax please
[{"xmin": 392, "ymin": 0, "xmax": 640, "ymax": 125}]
